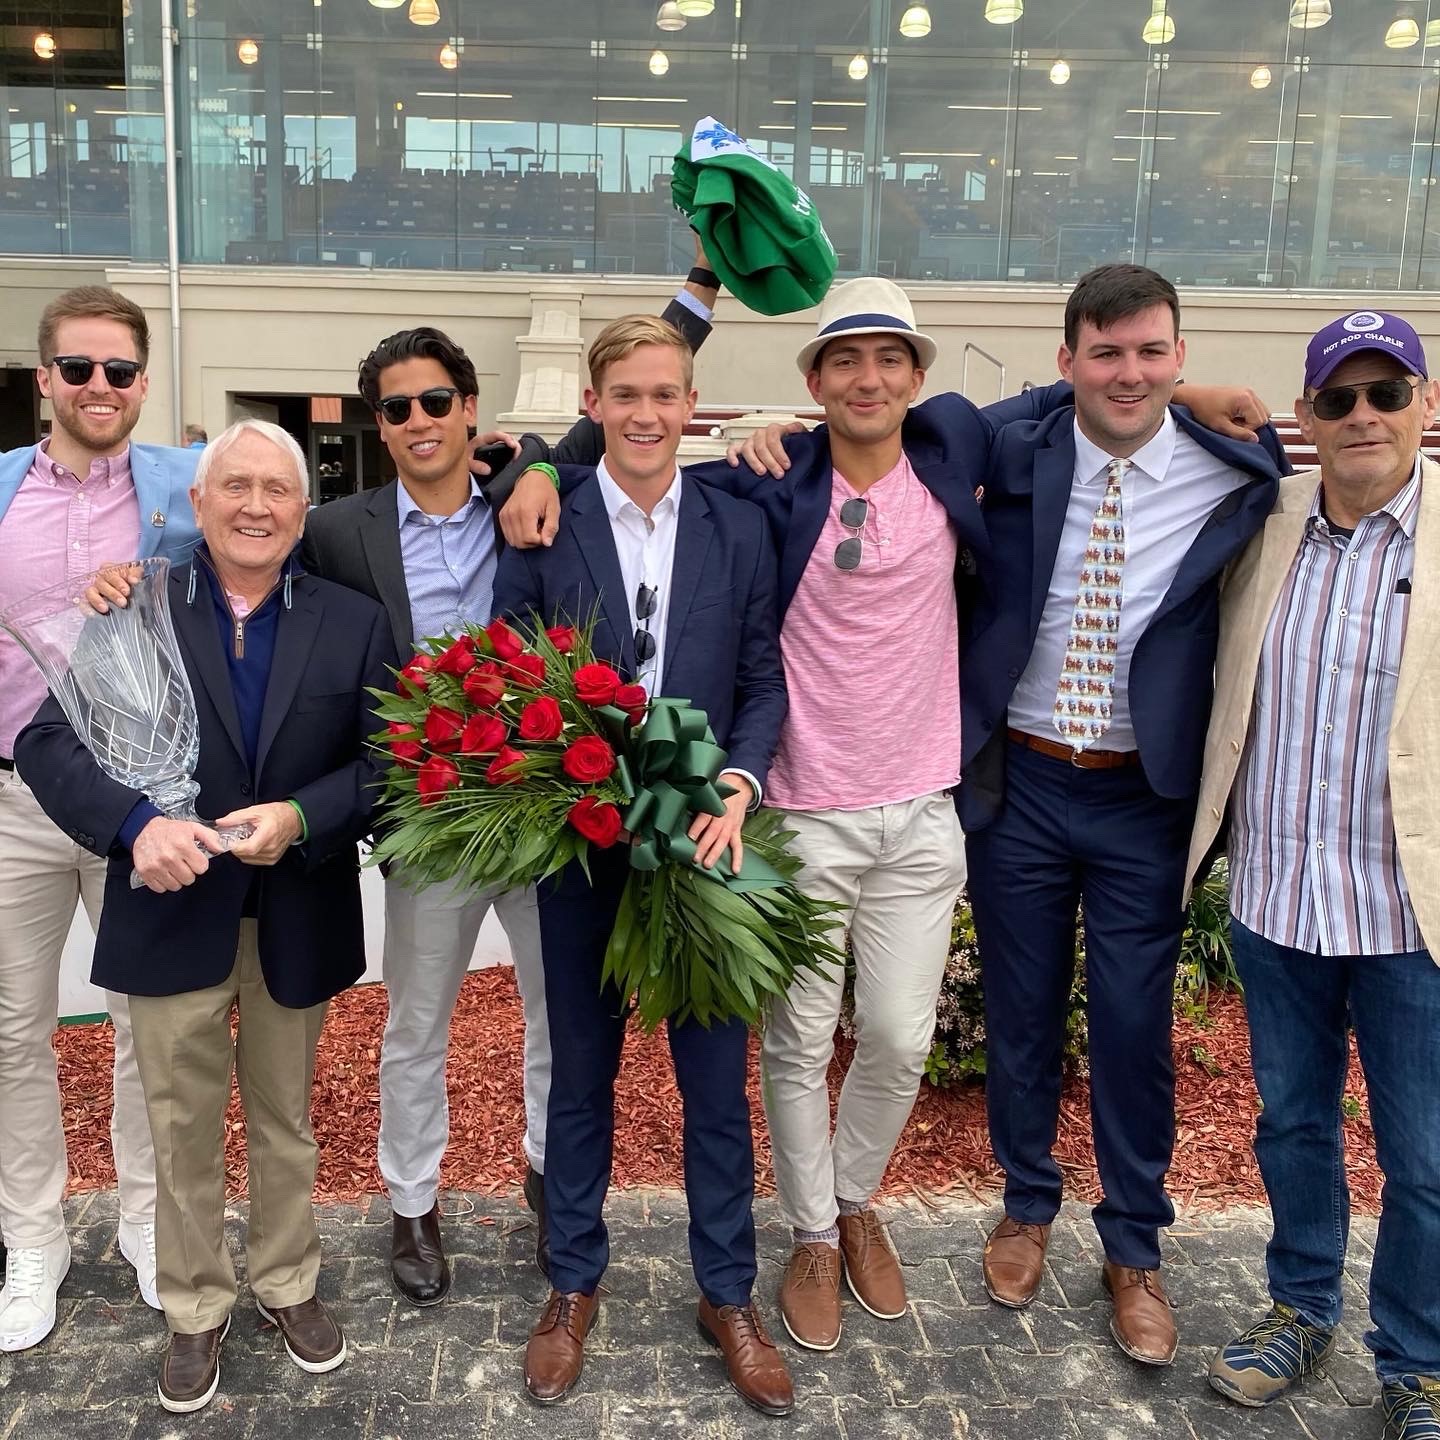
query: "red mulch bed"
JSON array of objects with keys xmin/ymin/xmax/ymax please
[{"xmin": 56, "ymin": 970, "xmax": 1380, "ymax": 1214}]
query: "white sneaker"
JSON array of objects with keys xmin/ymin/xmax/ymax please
[
  {"xmin": 0, "ymin": 1235, "xmax": 71, "ymax": 1351},
  {"xmin": 118, "ymin": 1219, "xmax": 161, "ymax": 1310}
]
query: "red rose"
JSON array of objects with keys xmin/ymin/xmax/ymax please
[
  {"xmin": 486, "ymin": 618, "xmax": 524, "ymax": 662},
  {"xmin": 567, "ymin": 796, "xmax": 623, "ymax": 848},
  {"xmin": 416, "ymin": 755, "xmax": 460, "ymax": 805},
  {"xmin": 613, "ymin": 683, "xmax": 647, "ymax": 712},
  {"xmin": 546, "ymin": 625, "xmax": 576, "ymax": 654},
  {"xmin": 518, "ymin": 696, "xmax": 564, "ymax": 742},
  {"xmin": 386, "ymin": 722, "xmax": 422, "ymax": 767},
  {"xmin": 573, "ymin": 663, "xmax": 621, "ymax": 707},
  {"xmin": 462, "ymin": 661, "xmax": 506, "ymax": 709},
  {"xmin": 485, "ymin": 744, "xmax": 527, "ymax": 785},
  {"xmin": 398, "ymin": 654, "xmax": 435, "ymax": 693},
  {"xmin": 433, "ymin": 634, "xmax": 477, "ymax": 676},
  {"xmin": 561, "ymin": 735, "xmax": 616, "ymax": 783},
  {"xmin": 459, "ymin": 712, "xmax": 507, "ymax": 755},
  {"xmin": 423, "ymin": 706, "xmax": 465, "ymax": 753},
  {"xmin": 506, "ymin": 653, "xmax": 547, "ymax": 688}
]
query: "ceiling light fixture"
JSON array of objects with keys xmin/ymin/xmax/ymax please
[
  {"xmin": 649, "ymin": 49, "xmax": 670, "ymax": 75},
  {"xmin": 1288, "ymin": 0, "xmax": 1331, "ymax": 29},
  {"xmin": 1428, "ymin": 18, "xmax": 1440, "ymax": 46},
  {"xmin": 1049, "ymin": 58, "xmax": 1070, "ymax": 84},
  {"xmin": 1141, "ymin": 1, "xmax": 1175, "ymax": 45},
  {"xmin": 1385, "ymin": 17, "xmax": 1420, "ymax": 48},
  {"xmin": 367, "ymin": 0, "xmax": 406, "ymax": 8},
  {"xmin": 1250, "ymin": 64, "xmax": 1272, "ymax": 88},
  {"xmin": 675, "ymin": 0, "xmax": 714, "ymax": 14},
  {"xmin": 848, "ymin": 52, "xmax": 869, "ymax": 79},
  {"xmin": 409, "ymin": 0, "xmax": 440, "ymax": 24},
  {"xmin": 33, "ymin": 32, "xmax": 56, "ymax": 59},
  {"xmin": 439, "ymin": 42, "xmax": 458, "ymax": 68},
  {"xmin": 899, "ymin": 4, "xmax": 932, "ymax": 38},
  {"xmin": 237, "ymin": 37, "xmax": 259, "ymax": 64},
  {"xmin": 984, "ymin": 0, "xmax": 1024, "ymax": 21},
  {"xmin": 656, "ymin": 2, "xmax": 686, "ymax": 30}
]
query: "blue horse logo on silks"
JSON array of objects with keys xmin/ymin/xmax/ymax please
[{"xmin": 694, "ymin": 120, "xmax": 743, "ymax": 152}]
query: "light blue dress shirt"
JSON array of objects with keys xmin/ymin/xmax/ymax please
[{"xmin": 396, "ymin": 477, "xmax": 498, "ymax": 648}]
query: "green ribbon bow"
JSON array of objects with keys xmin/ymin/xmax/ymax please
[{"xmin": 597, "ymin": 697, "xmax": 783, "ymax": 892}]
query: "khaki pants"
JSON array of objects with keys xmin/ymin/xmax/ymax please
[
  {"xmin": 761, "ymin": 791, "xmax": 967, "ymax": 1234},
  {"xmin": 0, "ymin": 770, "xmax": 155, "ymax": 1246},
  {"xmin": 129, "ymin": 920, "xmax": 328, "ymax": 1333}
]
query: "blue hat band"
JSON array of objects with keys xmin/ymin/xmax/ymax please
[{"xmin": 818, "ymin": 311, "xmax": 916, "ymax": 337}]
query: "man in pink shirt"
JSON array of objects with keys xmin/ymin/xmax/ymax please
[{"xmin": 0, "ymin": 287, "xmax": 201, "ymax": 1350}]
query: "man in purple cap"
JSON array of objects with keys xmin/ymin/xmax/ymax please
[{"xmin": 1188, "ymin": 310, "xmax": 1440, "ymax": 1438}]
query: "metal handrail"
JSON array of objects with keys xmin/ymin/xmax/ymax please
[{"xmin": 961, "ymin": 341, "xmax": 1006, "ymax": 402}]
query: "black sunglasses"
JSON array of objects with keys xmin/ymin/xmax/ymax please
[
  {"xmin": 834, "ymin": 497, "xmax": 869, "ymax": 571},
  {"xmin": 1308, "ymin": 376, "xmax": 1422, "ymax": 422},
  {"xmin": 377, "ymin": 386, "xmax": 461, "ymax": 426},
  {"xmin": 51, "ymin": 355, "xmax": 141, "ymax": 390},
  {"xmin": 634, "ymin": 582, "xmax": 658, "ymax": 666}
]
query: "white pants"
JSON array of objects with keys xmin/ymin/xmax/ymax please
[
  {"xmin": 377, "ymin": 869, "xmax": 547, "ymax": 1217},
  {"xmin": 0, "ymin": 771, "xmax": 156, "ymax": 1245},
  {"xmin": 761, "ymin": 790, "xmax": 967, "ymax": 1235}
]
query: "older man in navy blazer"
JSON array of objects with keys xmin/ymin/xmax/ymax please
[{"xmin": 492, "ymin": 315, "xmax": 793, "ymax": 1418}]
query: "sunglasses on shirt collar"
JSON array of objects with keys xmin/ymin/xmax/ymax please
[
  {"xmin": 376, "ymin": 386, "xmax": 462, "ymax": 426},
  {"xmin": 50, "ymin": 356, "xmax": 142, "ymax": 390},
  {"xmin": 1305, "ymin": 376, "xmax": 1423, "ymax": 422}
]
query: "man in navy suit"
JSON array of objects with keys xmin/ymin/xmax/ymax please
[
  {"xmin": 964, "ymin": 266, "xmax": 1287, "ymax": 1365},
  {"xmin": 492, "ymin": 315, "xmax": 794, "ymax": 1417}
]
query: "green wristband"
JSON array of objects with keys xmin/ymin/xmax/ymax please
[
  {"xmin": 285, "ymin": 798, "xmax": 308, "ymax": 845},
  {"xmin": 528, "ymin": 462, "xmax": 560, "ymax": 489}
]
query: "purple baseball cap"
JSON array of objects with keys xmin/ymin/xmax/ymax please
[{"xmin": 1304, "ymin": 309, "xmax": 1428, "ymax": 391}]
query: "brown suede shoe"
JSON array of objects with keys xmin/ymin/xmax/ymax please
[
  {"xmin": 1102, "ymin": 1262, "xmax": 1178, "ymax": 1366},
  {"xmin": 256, "ymin": 1296, "xmax": 347, "ymax": 1373},
  {"xmin": 778, "ymin": 1241, "xmax": 842, "ymax": 1352},
  {"xmin": 698, "ymin": 1297, "xmax": 794, "ymax": 1416},
  {"xmin": 982, "ymin": 1217, "xmax": 1051, "ymax": 1309},
  {"xmin": 158, "ymin": 1316, "xmax": 230, "ymax": 1414},
  {"xmin": 838, "ymin": 1210, "xmax": 906, "ymax": 1320},
  {"xmin": 524, "ymin": 1289, "xmax": 599, "ymax": 1404}
]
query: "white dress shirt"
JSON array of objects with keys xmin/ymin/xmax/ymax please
[
  {"xmin": 594, "ymin": 458, "xmax": 759, "ymax": 804},
  {"xmin": 1008, "ymin": 410, "xmax": 1250, "ymax": 751}
]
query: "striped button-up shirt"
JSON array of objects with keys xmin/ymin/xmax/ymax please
[{"xmin": 1229, "ymin": 466, "xmax": 1422, "ymax": 956}]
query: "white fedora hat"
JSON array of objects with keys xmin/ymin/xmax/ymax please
[{"xmin": 795, "ymin": 275, "xmax": 938, "ymax": 374}]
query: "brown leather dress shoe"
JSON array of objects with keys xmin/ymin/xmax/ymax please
[
  {"xmin": 524, "ymin": 1289, "xmax": 599, "ymax": 1404},
  {"xmin": 391, "ymin": 1204, "xmax": 451, "ymax": 1306},
  {"xmin": 778, "ymin": 1241, "xmax": 842, "ymax": 1351},
  {"xmin": 698, "ymin": 1297, "xmax": 794, "ymax": 1417},
  {"xmin": 256, "ymin": 1296, "xmax": 347, "ymax": 1373},
  {"xmin": 1102, "ymin": 1261, "xmax": 1178, "ymax": 1366},
  {"xmin": 982, "ymin": 1216, "xmax": 1051, "ymax": 1308},
  {"xmin": 158, "ymin": 1316, "xmax": 230, "ymax": 1414},
  {"xmin": 838, "ymin": 1210, "xmax": 907, "ymax": 1320}
]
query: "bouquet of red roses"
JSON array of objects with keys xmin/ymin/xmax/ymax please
[{"xmin": 368, "ymin": 616, "xmax": 840, "ymax": 1029}]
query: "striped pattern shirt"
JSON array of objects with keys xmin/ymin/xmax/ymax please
[{"xmin": 1229, "ymin": 468, "xmax": 1422, "ymax": 956}]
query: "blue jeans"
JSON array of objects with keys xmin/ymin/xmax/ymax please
[{"xmin": 1230, "ymin": 918, "xmax": 1440, "ymax": 1382}]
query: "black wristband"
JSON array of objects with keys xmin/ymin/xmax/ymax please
[{"xmin": 687, "ymin": 266, "xmax": 721, "ymax": 290}]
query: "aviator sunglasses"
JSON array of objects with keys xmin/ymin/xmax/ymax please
[
  {"xmin": 377, "ymin": 386, "xmax": 462, "ymax": 426},
  {"xmin": 1306, "ymin": 376, "xmax": 1423, "ymax": 422},
  {"xmin": 51, "ymin": 356, "xmax": 142, "ymax": 390},
  {"xmin": 834, "ymin": 497, "xmax": 869, "ymax": 571},
  {"xmin": 634, "ymin": 582, "xmax": 658, "ymax": 667}
]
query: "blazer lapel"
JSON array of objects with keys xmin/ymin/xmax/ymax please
[
  {"xmin": 779, "ymin": 444, "xmax": 833, "ymax": 615},
  {"xmin": 359, "ymin": 481, "xmax": 414, "ymax": 657},
  {"xmin": 255, "ymin": 582, "xmax": 322, "ymax": 783},
  {"xmin": 1393, "ymin": 459, "xmax": 1440, "ymax": 724},
  {"xmin": 568, "ymin": 477, "xmax": 636, "ymax": 672},
  {"xmin": 170, "ymin": 566, "xmax": 248, "ymax": 770},
  {"xmin": 131, "ymin": 448, "xmax": 177, "ymax": 561},
  {"xmin": 1230, "ymin": 477, "xmax": 1315, "ymax": 691},
  {"xmin": 1030, "ymin": 440, "xmax": 1077, "ymax": 638},
  {"xmin": 663, "ymin": 479, "xmax": 715, "ymax": 676}
]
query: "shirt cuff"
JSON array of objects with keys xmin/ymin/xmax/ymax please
[
  {"xmin": 118, "ymin": 799, "xmax": 164, "ymax": 852},
  {"xmin": 720, "ymin": 768, "xmax": 762, "ymax": 812},
  {"xmin": 673, "ymin": 287, "xmax": 714, "ymax": 324}
]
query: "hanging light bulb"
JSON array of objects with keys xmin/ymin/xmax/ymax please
[
  {"xmin": 33, "ymin": 32, "xmax": 56, "ymax": 59},
  {"xmin": 367, "ymin": 0, "xmax": 407, "ymax": 8},
  {"xmin": 1250, "ymin": 64, "xmax": 1272, "ymax": 88},
  {"xmin": 1049, "ymin": 58, "xmax": 1071, "ymax": 84},
  {"xmin": 1288, "ymin": 0, "xmax": 1332, "ymax": 29},
  {"xmin": 848, "ymin": 52, "xmax": 869, "ymax": 80},
  {"xmin": 1427, "ymin": 18, "xmax": 1440, "ymax": 46},
  {"xmin": 649, "ymin": 48, "xmax": 670, "ymax": 75},
  {"xmin": 656, "ymin": 2, "xmax": 687, "ymax": 31},
  {"xmin": 439, "ymin": 42, "xmax": 458, "ymax": 68},
  {"xmin": 1141, "ymin": 1, "xmax": 1175, "ymax": 45},
  {"xmin": 675, "ymin": 0, "xmax": 714, "ymax": 14},
  {"xmin": 984, "ymin": 0, "xmax": 1024, "ymax": 21},
  {"xmin": 409, "ymin": 0, "xmax": 440, "ymax": 24},
  {"xmin": 1385, "ymin": 17, "xmax": 1421, "ymax": 48},
  {"xmin": 237, "ymin": 37, "xmax": 259, "ymax": 64},
  {"xmin": 898, "ymin": 5, "xmax": 932, "ymax": 38}
]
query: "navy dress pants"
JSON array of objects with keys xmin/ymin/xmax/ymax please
[
  {"xmin": 966, "ymin": 740, "xmax": 1194, "ymax": 1269},
  {"xmin": 538, "ymin": 849, "xmax": 757, "ymax": 1308}
]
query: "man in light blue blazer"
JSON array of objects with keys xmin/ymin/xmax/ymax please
[{"xmin": 0, "ymin": 286, "xmax": 199, "ymax": 1352}]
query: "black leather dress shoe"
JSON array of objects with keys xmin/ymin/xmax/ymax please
[
  {"xmin": 390, "ymin": 1205, "xmax": 450, "ymax": 1306},
  {"xmin": 523, "ymin": 1164, "xmax": 550, "ymax": 1280}
]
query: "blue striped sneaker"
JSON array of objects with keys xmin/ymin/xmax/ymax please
[
  {"xmin": 1208, "ymin": 1304, "xmax": 1336, "ymax": 1406},
  {"xmin": 1382, "ymin": 1375, "xmax": 1440, "ymax": 1439}
]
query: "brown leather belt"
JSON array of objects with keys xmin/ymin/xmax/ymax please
[{"xmin": 1006, "ymin": 727, "xmax": 1142, "ymax": 770}]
